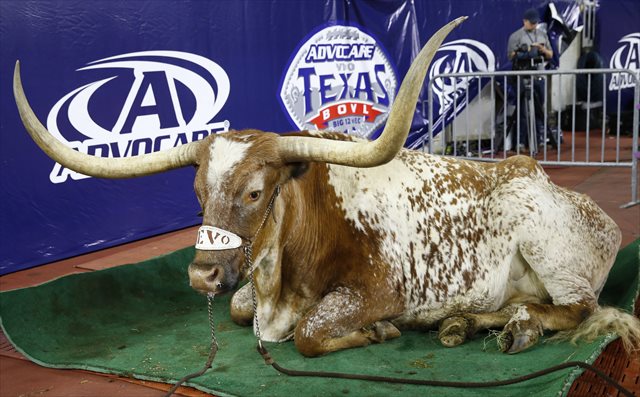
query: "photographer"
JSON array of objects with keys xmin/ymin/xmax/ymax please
[{"xmin": 507, "ymin": 8, "xmax": 553, "ymax": 152}]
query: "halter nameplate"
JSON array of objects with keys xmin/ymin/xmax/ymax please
[{"xmin": 195, "ymin": 226, "xmax": 243, "ymax": 251}]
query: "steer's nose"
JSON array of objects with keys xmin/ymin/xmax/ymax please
[{"xmin": 188, "ymin": 263, "xmax": 228, "ymax": 294}]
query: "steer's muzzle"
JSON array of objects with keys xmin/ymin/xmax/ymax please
[{"xmin": 188, "ymin": 258, "xmax": 240, "ymax": 295}]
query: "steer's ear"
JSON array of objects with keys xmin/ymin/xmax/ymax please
[{"xmin": 286, "ymin": 162, "xmax": 309, "ymax": 179}]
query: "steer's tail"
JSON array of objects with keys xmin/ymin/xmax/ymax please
[{"xmin": 551, "ymin": 306, "xmax": 640, "ymax": 352}]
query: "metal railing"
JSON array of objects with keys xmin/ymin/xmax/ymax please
[{"xmin": 421, "ymin": 68, "xmax": 639, "ymax": 208}]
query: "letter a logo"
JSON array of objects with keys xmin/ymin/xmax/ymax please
[{"xmin": 114, "ymin": 70, "xmax": 183, "ymax": 134}]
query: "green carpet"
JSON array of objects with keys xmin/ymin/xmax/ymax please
[{"xmin": 1, "ymin": 240, "xmax": 638, "ymax": 397}]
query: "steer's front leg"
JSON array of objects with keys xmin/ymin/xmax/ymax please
[
  {"xmin": 293, "ymin": 286, "xmax": 400, "ymax": 357},
  {"xmin": 230, "ymin": 283, "xmax": 253, "ymax": 326}
]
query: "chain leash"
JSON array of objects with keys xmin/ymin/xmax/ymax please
[
  {"xmin": 239, "ymin": 185, "xmax": 283, "ymax": 352},
  {"xmin": 166, "ymin": 185, "xmax": 281, "ymax": 396},
  {"xmin": 242, "ymin": 185, "xmax": 281, "ymax": 345},
  {"xmin": 243, "ymin": 244, "xmax": 263, "ymax": 345},
  {"xmin": 207, "ymin": 293, "xmax": 219, "ymax": 350},
  {"xmin": 164, "ymin": 293, "xmax": 218, "ymax": 397}
]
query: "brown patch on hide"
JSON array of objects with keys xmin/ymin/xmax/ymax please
[
  {"xmin": 494, "ymin": 155, "xmax": 540, "ymax": 181},
  {"xmin": 264, "ymin": 131, "xmax": 405, "ymax": 315},
  {"xmin": 461, "ymin": 270, "xmax": 475, "ymax": 291}
]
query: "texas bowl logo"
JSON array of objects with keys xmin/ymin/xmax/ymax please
[
  {"xmin": 428, "ymin": 39, "xmax": 495, "ymax": 115},
  {"xmin": 47, "ymin": 50, "xmax": 230, "ymax": 183},
  {"xmin": 279, "ymin": 24, "xmax": 398, "ymax": 138},
  {"xmin": 608, "ymin": 33, "xmax": 640, "ymax": 91}
]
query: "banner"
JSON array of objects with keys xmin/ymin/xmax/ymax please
[
  {"xmin": 1, "ymin": 0, "xmax": 635, "ymax": 274},
  {"xmin": 599, "ymin": 0, "xmax": 640, "ymax": 118}
]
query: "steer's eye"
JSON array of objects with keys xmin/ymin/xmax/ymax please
[{"xmin": 248, "ymin": 191, "xmax": 261, "ymax": 201}]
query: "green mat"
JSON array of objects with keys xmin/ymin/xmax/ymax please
[{"xmin": 1, "ymin": 240, "xmax": 638, "ymax": 397}]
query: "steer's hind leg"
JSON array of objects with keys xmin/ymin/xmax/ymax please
[
  {"xmin": 499, "ymin": 302, "xmax": 594, "ymax": 353},
  {"xmin": 496, "ymin": 238, "xmax": 604, "ymax": 353},
  {"xmin": 294, "ymin": 287, "xmax": 402, "ymax": 357},
  {"xmin": 438, "ymin": 301, "xmax": 593, "ymax": 353}
]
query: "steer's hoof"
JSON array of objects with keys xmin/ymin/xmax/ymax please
[
  {"xmin": 499, "ymin": 318, "xmax": 543, "ymax": 354},
  {"xmin": 438, "ymin": 316, "xmax": 471, "ymax": 347}
]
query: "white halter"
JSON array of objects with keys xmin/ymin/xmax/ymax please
[{"xmin": 195, "ymin": 226, "xmax": 243, "ymax": 251}]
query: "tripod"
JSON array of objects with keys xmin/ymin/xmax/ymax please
[
  {"xmin": 520, "ymin": 75, "xmax": 538, "ymax": 155},
  {"xmin": 511, "ymin": 54, "xmax": 546, "ymax": 155}
]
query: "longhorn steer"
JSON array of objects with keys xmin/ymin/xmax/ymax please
[{"xmin": 14, "ymin": 18, "xmax": 640, "ymax": 357}]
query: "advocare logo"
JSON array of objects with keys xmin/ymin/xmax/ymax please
[
  {"xmin": 428, "ymin": 39, "xmax": 495, "ymax": 115},
  {"xmin": 47, "ymin": 51, "xmax": 231, "ymax": 184},
  {"xmin": 609, "ymin": 33, "xmax": 640, "ymax": 91},
  {"xmin": 279, "ymin": 24, "xmax": 398, "ymax": 138}
]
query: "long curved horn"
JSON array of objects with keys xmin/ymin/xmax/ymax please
[
  {"xmin": 13, "ymin": 61, "xmax": 201, "ymax": 179},
  {"xmin": 277, "ymin": 16, "xmax": 467, "ymax": 167}
]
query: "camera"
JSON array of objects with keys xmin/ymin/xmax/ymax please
[{"xmin": 512, "ymin": 43, "xmax": 544, "ymax": 71}]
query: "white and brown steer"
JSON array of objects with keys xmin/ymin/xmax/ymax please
[{"xmin": 14, "ymin": 18, "xmax": 640, "ymax": 357}]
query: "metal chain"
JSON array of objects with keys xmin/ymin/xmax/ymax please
[
  {"xmin": 243, "ymin": 245, "xmax": 261, "ymax": 343},
  {"xmin": 207, "ymin": 293, "xmax": 219, "ymax": 351},
  {"xmin": 164, "ymin": 294, "xmax": 219, "ymax": 397},
  {"xmin": 249, "ymin": 271, "xmax": 263, "ymax": 345},
  {"xmin": 241, "ymin": 185, "xmax": 281, "ymax": 346},
  {"xmin": 254, "ymin": 185, "xmax": 281, "ymax": 240},
  {"xmin": 241, "ymin": 185, "xmax": 281, "ymax": 277},
  {"xmin": 166, "ymin": 184, "xmax": 280, "ymax": 396}
]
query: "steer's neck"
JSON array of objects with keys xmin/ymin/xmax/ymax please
[
  {"xmin": 279, "ymin": 163, "xmax": 347, "ymax": 296},
  {"xmin": 250, "ymin": 166, "xmax": 337, "ymax": 332},
  {"xmin": 253, "ymin": 163, "xmax": 356, "ymax": 308}
]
